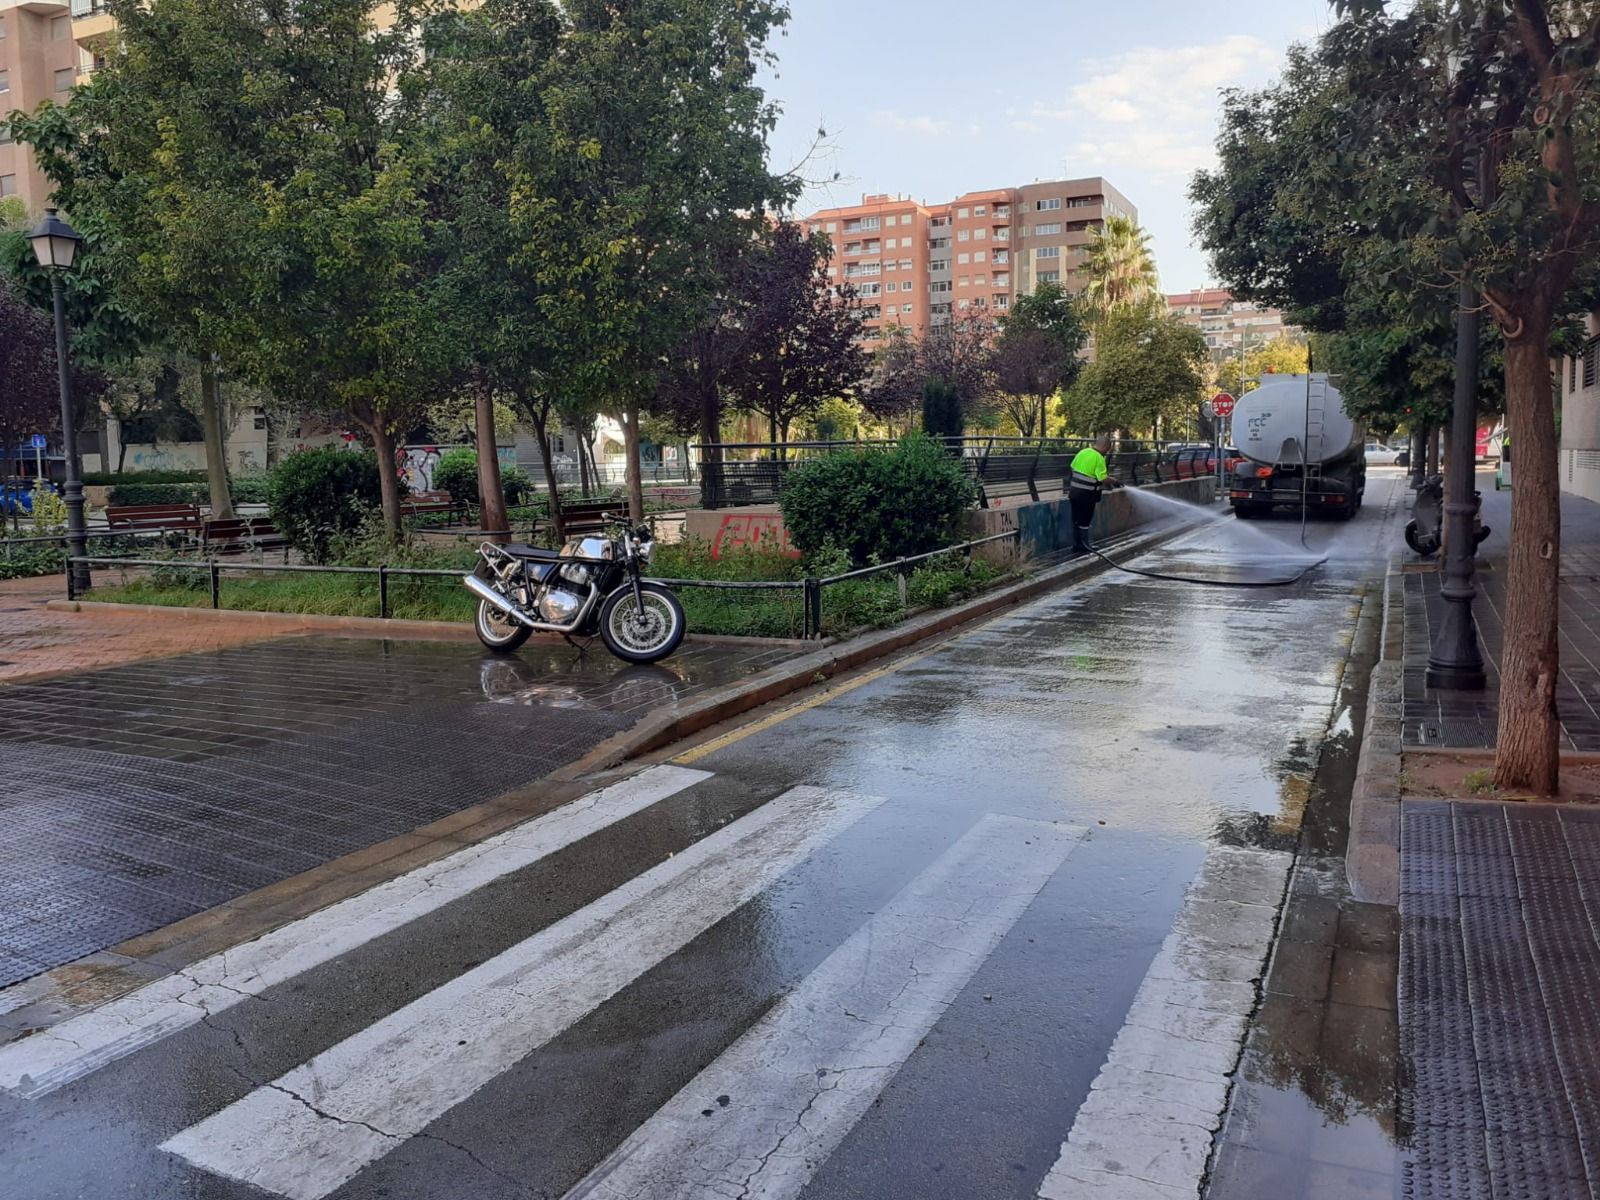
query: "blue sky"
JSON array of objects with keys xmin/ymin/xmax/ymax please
[{"xmin": 760, "ymin": 0, "xmax": 1335, "ymax": 293}]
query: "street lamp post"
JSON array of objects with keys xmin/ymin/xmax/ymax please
[
  {"xmin": 1425, "ymin": 280, "xmax": 1487, "ymax": 690},
  {"xmin": 29, "ymin": 208, "xmax": 87, "ymax": 596}
]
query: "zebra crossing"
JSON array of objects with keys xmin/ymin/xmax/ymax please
[{"xmin": 0, "ymin": 763, "xmax": 1290, "ymax": 1200}]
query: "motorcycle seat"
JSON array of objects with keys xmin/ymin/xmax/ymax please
[{"xmin": 501, "ymin": 544, "xmax": 561, "ymax": 560}]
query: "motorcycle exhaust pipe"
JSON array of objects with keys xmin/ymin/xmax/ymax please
[{"xmin": 463, "ymin": 574, "xmax": 538, "ymax": 627}]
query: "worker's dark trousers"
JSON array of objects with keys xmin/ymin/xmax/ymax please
[{"xmin": 1069, "ymin": 489, "xmax": 1100, "ymax": 550}]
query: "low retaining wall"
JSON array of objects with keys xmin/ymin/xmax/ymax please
[
  {"xmin": 685, "ymin": 479, "xmax": 1217, "ymax": 560},
  {"xmin": 964, "ymin": 477, "xmax": 1217, "ymax": 557}
]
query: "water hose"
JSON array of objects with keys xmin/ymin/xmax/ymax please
[{"xmin": 1090, "ymin": 545, "xmax": 1327, "ymax": 589}]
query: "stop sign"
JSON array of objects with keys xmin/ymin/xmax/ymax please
[{"xmin": 1212, "ymin": 392, "xmax": 1236, "ymax": 417}]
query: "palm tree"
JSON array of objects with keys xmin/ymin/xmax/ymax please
[{"xmin": 1081, "ymin": 215, "xmax": 1160, "ymax": 321}]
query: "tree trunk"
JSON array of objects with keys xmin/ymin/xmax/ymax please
[
  {"xmin": 700, "ymin": 387, "xmax": 721, "ymax": 461},
  {"xmin": 474, "ymin": 386, "xmax": 508, "ymax": 542},
  {"xmin": 115, "ymin": 422, "xmax": 128, "ymax": 475},
  {"xmin": 1494, "ymin": 332, "xmax": 1562, "ymax": 794},
  {"xmin": 530, "ymin": 405, "xmax": 565, "ymax": 544},
  {"xmin": 199, "ymin": 361, "xmax": 234, "ymax": 520},
  {"xmin": 365, "ymin": 418, "xmax": 404, "ymax": 539},
  {"xmin": 621, "ymin": 399, "xmax": 645, "ymax": 522},
  {"xmin": 1427, "ymin": 426, "xmax": 1441, "ymax": 477}
]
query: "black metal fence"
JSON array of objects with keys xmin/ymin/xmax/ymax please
[{"xmin": 693, "ymin": 439, "xmax": 1236, "ymax": 510}]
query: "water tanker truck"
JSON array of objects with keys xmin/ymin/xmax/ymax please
[{"xmin": 1227, "ymin": 373, "xmax": 1366, "ymax": 520}]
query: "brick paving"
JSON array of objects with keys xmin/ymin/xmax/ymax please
[
  {"xmin": 0, "ymin": 574, "xmax": 293, "ymax": 683},
  {"xmin": 0, "ymin": 579, "xmax": 798, "ymax": 989},
  {"xmin": 1403, "ymin": 476, "xmax": 1600, "ymax": 751}
]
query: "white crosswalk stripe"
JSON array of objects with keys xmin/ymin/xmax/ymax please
[
  {"xmin": 161, "ymin": 784, "xmax": 887, "ymax": 1200},
  {"xmin": 564, "ymin": 813, "xmax": 1084, "ymax": 1200},
  {"xmin": 0, "ymin": 764, "xmax": 710, "ymax": 1100}
]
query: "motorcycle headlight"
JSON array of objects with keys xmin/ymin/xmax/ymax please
[{"xmin": 637, "ymin": 536, "xmax": 656, "ymax": 563}]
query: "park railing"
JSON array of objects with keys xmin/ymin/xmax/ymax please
[
  {"xmin": 692, "ymin": 439, "xmax": 1233, "ymax": 510},
  {"xmin": 64, "ymin": 526, "xmax": 1025, "ymax": 640}
]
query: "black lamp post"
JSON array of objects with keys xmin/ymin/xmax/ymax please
[
  {"xmin": 1425, "ymin": 280, "xmax": 1487, "ymax": 690},
  {"xmin": 29, "ymin": 208, "xmax": 88, "ymax": 596}
]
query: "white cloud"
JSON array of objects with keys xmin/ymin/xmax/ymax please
[
  {"xmin": 869, "ymin": 109, "xmax": 981, "ymax": 139},
  {"xmin": 1010, "ymin": 119, "xmax": 1043, "ymax": 135},
  {"xmin": 1025, "ymin": 35, "xmax": 1281, "ymax": 179}
]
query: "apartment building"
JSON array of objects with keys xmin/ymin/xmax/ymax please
[
  {"xmin": 806, "ymin": 176, "xmax": 1134, "ymax": 342},
  {"xmin": 1167, "ymin": 287, "xmax": 1299, "ymax": 352},
  {"xmin": 0, "ymin": 1, "xmax": 75, "ymax": 214}
]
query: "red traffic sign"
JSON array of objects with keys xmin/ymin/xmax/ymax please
[{"xmin": 1211, "ymin": 392, "xmax": 1236, "ymax": 417}]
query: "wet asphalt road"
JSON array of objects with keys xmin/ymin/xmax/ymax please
[{"xmin": 0, "ymin": 474, "xmax": 1406, "ymax": 1200}]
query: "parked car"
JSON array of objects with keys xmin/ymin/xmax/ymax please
[{"xmin": 1365, "ymin": 442, "xmax": 1403, "ymax": 465}]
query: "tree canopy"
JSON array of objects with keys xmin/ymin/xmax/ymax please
[
  {"xmin": 988, "ymin": 281, "xmax": 1089, "ymax": 438},
  {"xmin": 1080, "ymin": 215, "xmax": 1161, "ymax": 322},
  {"xmin": 1060, "ymin": 307, "xmax": 1207, "ymax": 437}
]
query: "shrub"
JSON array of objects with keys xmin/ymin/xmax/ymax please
[
  {"xmin": 83, "ymin": 469, "xmax": 209, "ymax": 486},
  {"xmin": 107, "ymin": 481, "xmax": 207, "ymax": 506},
  {"xmin": 781, "ymin": 432, "xmax": 977, "ymax": 567},
  {"xmin": 231, "ymin": 475, "xmax": 272, "ymax": 504},
  {"xmin": 31, "ymin": 484, "xmax": 67, "ymax": 531},
  {"xmin": 268, "ymin": 447, "xmax": 381, "ymax": 563},
  {"xmin": 432, "ymin": 448, "xmax": 479, "ymax": 504},
  {"xmin": 501, "ymin": 465, "xmax": 532, "ymax": 505}
]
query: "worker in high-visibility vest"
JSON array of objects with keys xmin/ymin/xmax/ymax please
[{"xmin": 1069, "ymin": 435, "xmax": 1123, "ymax": 553}]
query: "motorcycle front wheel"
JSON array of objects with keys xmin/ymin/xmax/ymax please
[
  {"xmin": 599, "ymin": 582, "xmax": 686, "ymax": 664},
  {"xmin": 1404, "ymin": 519, "xmax": 1440, "ymax": 557},
  {"xmin": 475, "ymin": 596, "xmax": 533, "ymax": 653}
]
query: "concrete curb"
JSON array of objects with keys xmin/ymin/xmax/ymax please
[
  {"xmin": 1346, "ymin": 570, "xmax": 1403, "ymax": 906},
  {"xmin": 550, "ymin": 525, "xmax": 1180, "ymax": 781}
]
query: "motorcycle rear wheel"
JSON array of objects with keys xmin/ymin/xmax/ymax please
[
  {"xmin": 1404, "ymin": 519, "xmax": 1440, "ymax": 557},
  {"xmin": 475, "ymin": 597, "xmax": 533, "ymax": 653}
]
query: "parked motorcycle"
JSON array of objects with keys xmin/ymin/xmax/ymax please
[
  {"xmin": 1405, "ymin": 474, "xmax": 1491, "ymax": 557},
  {"xmin": 462, "ymin": 515, "xmax": 686, "ymax": 664}
]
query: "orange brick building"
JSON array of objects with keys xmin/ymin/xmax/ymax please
[{"xmin": 806, "ymin": 176, "xmax": 1134, "ymax": 343}]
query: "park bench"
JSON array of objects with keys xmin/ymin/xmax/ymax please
[
  {"xmin": 399, "ymin": 490, "xmax": 462, "ymax": 521},
  {"xmin": 552, "ymin": 498, "xmax": 616, "ymax": 537},
  {"xmin": 105, "ymin": 503, "xmax": 203, "ymax": 535},
  {"xmin": 973, "ymin": 453, "xmax": 1042, "ymax": 508},
  {"xmin": 202, "ymin": 516, "xmax": 290, "ymax": 559}
]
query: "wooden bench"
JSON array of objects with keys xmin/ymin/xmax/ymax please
[
  {"xmin": 202, "ymin": 517, "xmax": 290, "ymax": 559},
  {"xmin": 554, "ymin": 499, "xmax": 617, "ymax": 537},
  {"xmin": 400, "ymin": 490, "xmax": 461, "ymax": 520},
  {"xmin": 105, "ymin": 503, "xmax": 203, "ymax": 534}
]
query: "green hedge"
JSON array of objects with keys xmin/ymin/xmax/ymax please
[
  {"xmin": 84, "ymin": 469, "xmax": 209, "ymax": 486},
  {"xmin": 105, "ymin": 475, "xmax": 272, "ymax": 507}
]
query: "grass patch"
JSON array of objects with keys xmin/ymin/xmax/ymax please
[{"xmin": 93, "ymin": 570, "xmax": 477, "ymax": 622}]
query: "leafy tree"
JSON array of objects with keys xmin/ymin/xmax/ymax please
[
  {"xmin": 861, "ymin": 324, "xmax": 925, "ymax": 429},
  {"xmin": 988, "ymin": 281, "xmax": 1088, "ymax": 438},
  {"xmin": 1197, "ymin": 0, "xmax": 1600, "ymax": 791},
  {"xmin": 0, "ymin": 285, "xmax": 61, "ymax": 481},
  {"xmin": 1081, "ymin": 215, "xmax": 1161, "ymax": 322},
  {"xmin": 722, "ymin": 226, "xmax": 868, "ymax": 445},
  {"xmin": 1060, "ymin": 307, "xmax": 1207, "ymax": 437},
  {"xmin": 919, "ymin": 313, "xmax": 997, "ymax": 430}
]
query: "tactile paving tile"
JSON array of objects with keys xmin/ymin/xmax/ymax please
[
  {"xmin": 1398, "ymin": 1123, "xmax": 1492, "ymax": 1200},
  {"xmin": 1453, "ymin": 812, "xmax": 1512, "ymax": 857},
  {"xmin": 1485, "ymin": 1129, "xmax": 1588, "ymax": 1199},
  {"xmin": 1406, "ymin": 811, "xmax": 1459, "ymax": 855}
]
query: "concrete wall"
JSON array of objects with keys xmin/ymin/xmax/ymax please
[
  {"xmin": 964, "ymin": 477, "xmax": 1217, "ymax": 557},
  {"xmin": 1560, "ymin": 313, "xmax": 1600, "ymax": 503},
  {"xmin": 684, "ymin": 479, "xmax": 1217, "ymax": 561}
]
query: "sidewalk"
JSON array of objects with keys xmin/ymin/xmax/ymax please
[
  {"xmin": 1404, "ymin": 474, "xmax": 1600, "ymax": 751},
  {"xmin": 1398, "ymin": 477, "xmax": 1600, "ymax": 1199},
  {"xmin": 0, "ymin": 578, "xmax": 795, "ymax": 992}
]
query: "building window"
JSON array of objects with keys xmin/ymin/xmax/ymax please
[
  {"xmin": 1039, "ymin": 270, "xmax": 1060, "ymax": 283},
  {"xmin": 995, "ymin": 295, "xmax": 1009, "ymax": 310},
  {"xmin": 957, "ymin": 229, "xmax": 970, "ymax": 242},
  {"xmin": 55, "ymin": 68, "xmax": 75, "ymax": 92},
  {"xmin": 1036, "ymin": 198, "xmax": 1061, "ymax": 211},
  {"xmin": 928, "ymin": 259, "xmax": 948, "ymax": 272},
  {"xmin": 1067, "ymin": 196, "xmax": 1101, "ymax": 207},
  {"xmin": 1585, "ymin": 340, "xmax": 1599, "ymax": 389},
  {"xmin": 957, "ymin": 207, "xmax": 969, "ymax": 219},
  {"xmin": 825, "ymin": 222, "xmax": 837, "ymax": 232},
  {"xmin": 959, "ymin": 298, "xmax": 971, "ymax": 310},
  {"xmin": 993, "ymin": 228, "xmax": 1009, "ymax": 242},
  {"xmin": 993, "ymin": 250, "xmax": 1008, "ymax": 264},
  {"xmin": 974, "ymin": 205, "xmax": 987, "ymax": 216},
  {"xmin": 929, "ymin": 216, "xmax": 949, "ymax": 228},
  {"xmin": 0, "ymin": 123, "xmax": 12, "ymax": 147},
  {"xmin": 899, "ymin": 259, "xmax": 912, "ymax": 271},
  {"xmin": 930, "ymin": 237, "xmax": 950, "ymax": 249},
  {"xmin": 974, "ymin": 251, "xmax": 987, "ymax": 263},
  {"xmin": 1035, "ymin": 246, "xmax": 1061, "ymax": 260},
  {"xmin": 994, "ymin": 273, "xmax": 1009, "ymax": 287},
  {"xmin": 0, "ymin": 71, "xmax": 8, "ymax": 93},
  {"xmin": 1034, "ymin": 223, "xmax": 1061, "ymax": 236},
  {"xmin": 929, "ymin": 281, "xmax": 951, "ymax": 294},
  {"xmin": 844, "ymin": 241, "xmax": 861, "ymax": 254},
  {"xmin": 884, "ymin": 261, "xmax": 897, "ymax": 272},
  {"xmin": 996, "ymin": 205, "xmax": 1010, "ymax": 218},
  {"xmin": 0, "ymin": 175, "xmax": 15, "ymax": 198},
  {"xmin": 958, "ymin": 276, "xmax": 969, "ymax": 287},
  {"xmin": 902, "ymin": 303, "xmax": 913, "ymax": 314},
  {"xmin": 958, "ymin": 253, "xmax": 970, "ymax": 265},
  {"xmin": 974, "ymin": 228, "xmax": 987, "ymax": 241},
  {"xmin": 974, "ymin": 275, "xmax": 986, "ymax": 286},
  {"xmin": 886, "ymin": 281, "xmax": 897, "ymax": 292},
  {"xmin": 857, "ymin": 283, "xmax": 881, "ymax": 297}
]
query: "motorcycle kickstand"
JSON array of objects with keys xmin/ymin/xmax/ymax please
[{"xmin": 563, "ymin": 633, "xmax": 595, "ymax": 657}]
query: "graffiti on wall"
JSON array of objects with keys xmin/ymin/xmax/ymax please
[
  {"xmin": 710, "ymin": 513, "xmax": 798, "ymax": 559},
  {"xmin": 398, "ymin": 444, "xmax": 519, "ymax": 494}
]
